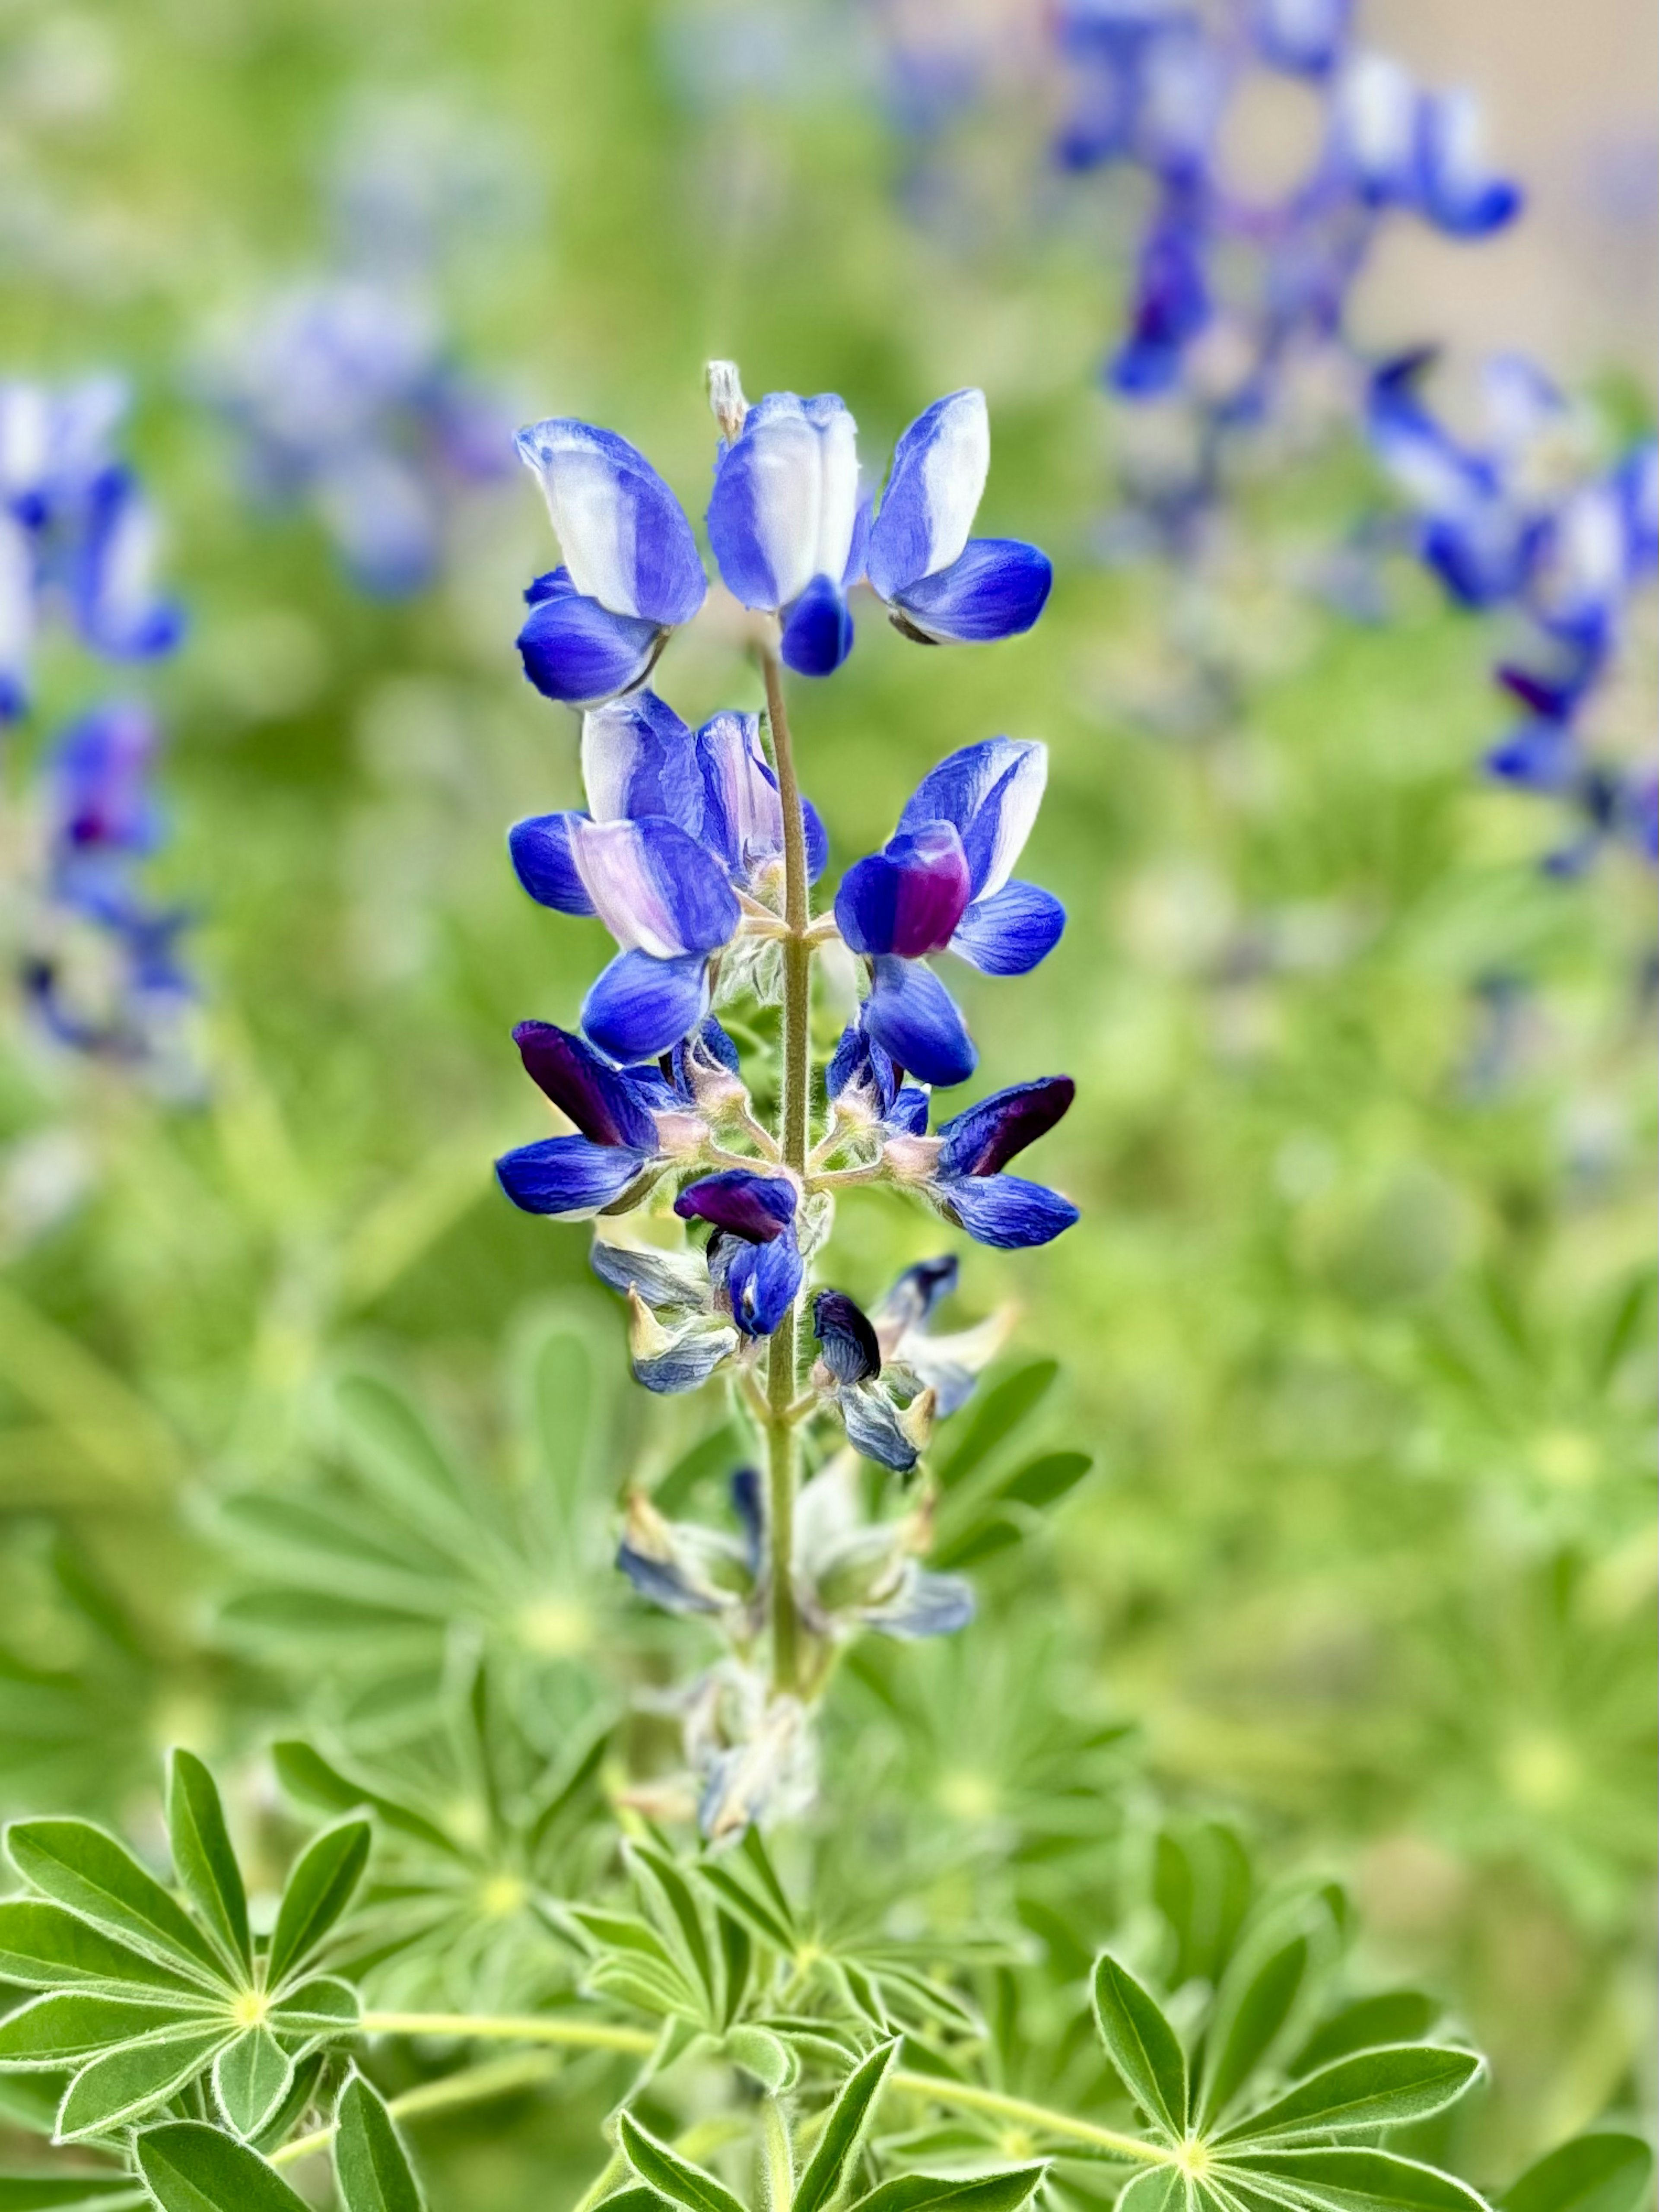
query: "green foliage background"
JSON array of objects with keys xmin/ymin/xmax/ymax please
[{"xmin": 0, "ymin": 0, "xmax": 1653, "ymax": 2202}]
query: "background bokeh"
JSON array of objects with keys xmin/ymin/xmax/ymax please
[{"xmin": 0, "ymin": 0, "xmax": 1653, "ymax": 2201}]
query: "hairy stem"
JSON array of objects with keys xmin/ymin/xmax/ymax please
[
  {"xmin": 332, "ymin": 2013, "xmax": 1173, "ymax": 2165},
  {"xmin": 761, "ymin": 642, "xmax": 812, "ymax": 1696}
]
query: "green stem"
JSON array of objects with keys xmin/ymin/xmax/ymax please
[
  {"xmin": 325, "ymin": 2013, "xmax": 1173, "ymax": 2167},
  {"xmin": 761, "ymin": 642, "xmax": 813, "ymax": 1697}
]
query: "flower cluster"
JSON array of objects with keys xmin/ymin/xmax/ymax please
[
  {"xmin": 20, "ymin": 700, "xmax": 198, "ymax": 1083},
  {"xmin": 1368, "ymin": 352, "xmax": 1658, "ymax": 870},
  {"xmin": 1055, "ymin": 0, "xmax": 1522, "ymax": 546},
  {"xmin": 0, "ymin": 375, "xmax": 182, "ymax": 720},
  {"xmin": 0, "ymin": 376, "xmax": 196, "ymax": 1083},
  {"xmin": 494, "ymin": 364, "xmax": 1075, "ymax": 1832}
]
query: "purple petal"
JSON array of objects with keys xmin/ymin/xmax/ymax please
[
  {"xmin": 510, "ymin": 1019, "xmax": 660, "ymax": 1151},
  {"xmin": 937, "ymin": 1076, "xmax": 1075, "ymax": 1177},
  {"xmin": 835, "ymin": 823, "xmax": 973, "ymax": 959},
  {"xmin": 675, "ymin": 1169, "xmax": 798, "ymax": 1243},
  {"xmin": 813, "ymin": 1290, "xmax": 882, "ymax": 1384}
]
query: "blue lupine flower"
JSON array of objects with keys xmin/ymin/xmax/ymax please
[
  {"xmin": 616, "ymin": 1484, "xmax": 760, "ymax": 1621},
  {"xmin": 918, "ymin": 1077, "xmax": 1081, "ymax": 1249},
  {"xmin": 493, "ymin": 1019, "xmax": 677, "ymax": 1221},
  {"xmin": 834, "ymin": 739, "xmax": 1064, "ymax": 1087},
  {"xmin": 675, "ymin": 1169, "xmax": 803, "ymax": 1337},
  {"xmin": 825, "ymin": 1014, "xmax": 930, "ymax": 1139},
  {"xmin": 517, "ymin": 417, "xmax": 707, "ymax": 704},
  {"xmin": 706, "ymin": 387, "xmax": 865, "ymax": 678},
  {"xmin": 1253, "ymin": 0, "xmax": 1351, "ymax": 78},
  {"xmin": 868, "ymin": 1256, "xmax": 1014, "ymax": 1416},
  {"xmin": 864, "ymin": 389, "xmax": 1052, "ymax": 646},
  {"xmin": 810, "ymin": 1289, "xmax": 928, "ymax": 1472}
]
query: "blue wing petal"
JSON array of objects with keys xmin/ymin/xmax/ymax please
[
  {"xmin": 862, "ymin": 954, "xmax": 977, "ymax": 1089},
  {"xmin": 582, "ymin": 949, "xmax": 711, "ymax": 1060},
  {"xmin": 508, "ymin": 811, "xmax": 596, "ymax": 913},
  {"xmin": 950, "ymin": 880, "xmax": 1066, "ymax": 975},
  {"xmin": 890, "ymin": 538, "xmax": 1052, "ymax": 645},
  {"xmin": 517, "ymin": 568, "xmax": 664, "ymax": 709},
  {"xmin": 941, "ymin": 1172, "xmax": 1079, "ymax": 1248},
  {"xmin": 581, "ymin": 689, "xmax": 703, "ymax": 830},
  {"xmin": 495, "ymin": 1133, "xmax": 652, "ymax": 1218}
]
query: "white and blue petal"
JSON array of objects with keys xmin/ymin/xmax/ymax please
[
  {"xmin": 950, "ymin": 880, "xmax": 1066, "ymax": 975},
  {"xmin": 518, "ymin": 568, "xmax": 665, "ymax": 709},
  {"xmin": 886, "ymin": 538, "xmax": 1052, "ymax": 645},
  {"xmin": 1252, "ymin": 0, "xmax": 1350, "ymax": 77},
  {"xmin": 508, "ymin": 809, "xmax": 596, "ymax": 914},
  {"xmin": 73, "ymin": 469, "xmax": 184, "ymax": 660},
  {"xmin": 1414, "ymin": 92, "xmax": 1522, "ymax": 237},
  {"xmin": 495, "ymin": 1133, "xmax": 652, "ymax": 1219},
  {"xmin": 515, "ymin": 417, "xmax": 706, "ymax": 626},
  {"xmin": 0, "ymin": 513, "xmax": 35, "ymax": 720},
  {"xmin": 706, "ymin": 391, "xmax": 860, "ymax": 613},
  {"xmin": 581, "ymin": 689, "xmax": 703, "ymax": 830},
  {"xmin": 940, "ymin": 1173, "xmax": 1080, "ymax": 1249},
  {"xmin": 570, "ymin": 816, "xmax": 741, "ymax": 957},
  {"xmin": 1333, "ymin": 52, "xmax": 1420, "ymax": 203},
  {"xmin": 862, "ymin": 955, "xmax": 977, "ymax": 1089},
  {"xmin": 896, "ymin": 737, "xmax": 1048, "ymax": 902},
  {"xmin": 582, "ymin": 949, "xmax": 712, "ymax": 1061},
  {"xmin": 836, "ymin": 1385, "xmax": 922, "ymax": 1474},
  {"xmin": 866, "ymin": 389, "xmax": 990, "ymax": 603},
  {"xmin": 591, "ymin": 1231, "xmax": 711, "ymax": 1311}
]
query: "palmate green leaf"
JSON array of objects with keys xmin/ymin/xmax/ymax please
[
  {"xmin": 694, "ymin": 1861, "xmax": 796, "ymax": 1955},
  {"xmin": 165, "ymin": 1755, "xmax": 250, "ymax": 1980},
  {"xmin": 271, "ymin": 1742, "xmax": 461, "ymax": 1860},
  {"xmin": 1116, "ymin": 2172, "xmax": 1189, "ymax": 2212},
  {"xmin": 1217, "ymin": 2148, "xmax": 1492, "ymax": 2212},
  {"xmin": 1155, "ymin": 1825, "xmax": 1253, "ymax": 1991},
  {"xmin": 1092, "ymin": 1955, "xmax": 1188, "ymax": 2141},
  {"xmin": 1220, "ymin": 2047, "xmax": 1483, "ymax": 2147},
  {"xmin": 566, "ymin": 1909, "xmax": 702, "ymax": 2017},
  {"xmin": 617, "ymin": 2112, "xmax": 747, "ymax": 2212},
  {"xmin": 1503, "ymin": 2137, "xmax": 1654, "ymax": 2212},
  {"xmin": 0, "ymin": 1905, "xmax": 206, "ymax": 1998},
  {"xmin": 1291, "ymin": 1998, "xmax": 1441, "ymax": 2077},
  {"xmin": 134, "ymin": 2121, "xmax": 311, "ymax": 2212},
  {"xmin": 57, "ymin": 2028, "xmax": 231, "ymax": 2143},
  {"xmin": 0, "ymin": 1994, "xmax": 215, "ymax": 2068},
  {"xmin": 331, "ymin": 1376, "xmax": 474, "ymax": 1546},
  {"xmin": 210, "ymin": 2028, "xmax": 292, "ymax": 2140},
  {"xmin": 935, "ymin": 1363, "xmax": 1058, "ymax": 1489},
  {"xmin": 716, "ymin": 1912, "xmax": 750, "ymax": 2032},
  {"xmin": 1199, "ymin": 1928, "xmax": 1316, "ymax": 2126},
  {"xmin": 792, "ymin": 2038, "xmax": 901, "ymax": 2212},
  {"xmin": 849, "ymin": 2165, "xmax": 1049, "ymax": 2212},
  {"xmin": 721, "ymin": 2024, "xmax": 798, "ymax": 2092},
  {"xmin": 265, "ymin": 1821, "xmax": 370, "ymax": 1986},
  {"xmin": 0, "ymin": 2176, "xmax": 146, "ymax": 2209},
  {"xmin": 334, "ymin": 2071, "xmax": 425, "ymax": 2212},
  {"xmin": 5, "ymin": 1825, "xmax": 225, "ymax": 1987}
]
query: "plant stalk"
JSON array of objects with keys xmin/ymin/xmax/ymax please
[
  {"xmin": 332, "ymin": 2012, "xmax": 1173, "ymax": 2166},
  {"xmin": 760, "ymin": 642, "xmax": 812, "ymax": 1696}
]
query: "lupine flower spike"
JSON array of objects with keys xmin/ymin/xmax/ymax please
[{"xmin": 496, "ymin": 362, "xmax": 1077, "ymax": 1834}]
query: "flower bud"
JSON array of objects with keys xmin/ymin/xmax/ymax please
[{"xmin": 706, "ymin": 359, "xmax": 749, "ymax": 444}]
